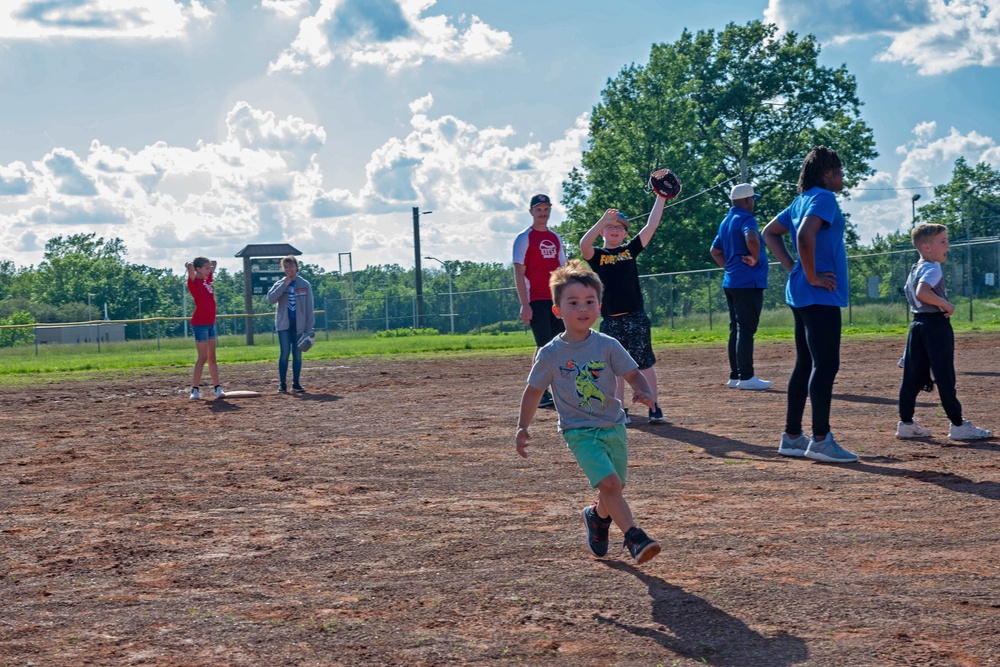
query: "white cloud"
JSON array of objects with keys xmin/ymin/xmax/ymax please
[
  {"xmin": 269, "ymin": 0, "xmax": 512, "ymax": 74},
  {"xmin": 0, "ymin": 0, "xmax": 214, "ymax": 40},
  {"xmin": 844, "ymin": 122, "xmax": 999, "ymax": 241},
  {"xmin": 0, "ymin": 96, "xmax": 587, "ymax": 272},
  {"xmin": 261, "ymin": 0, "xmax": 312, "ymax": 20},
  {"xmin": 765, "ymin": 0, "xmax": 1000, "ymax": 74}
]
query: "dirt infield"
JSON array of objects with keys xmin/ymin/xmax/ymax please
[{"xmin": 2, "ymin": 333, "xmax": 999, "ymax": 666}]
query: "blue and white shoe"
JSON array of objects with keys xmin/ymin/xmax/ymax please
[
  {"xmin": 777, "ymin": 432, "xmax": 809, "ymax": 457},
  {"xmin": 805, "ymin": 432, "xmax": 858, "ymax": 463}
]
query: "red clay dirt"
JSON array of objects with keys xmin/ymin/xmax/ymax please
[{"xmin": 2, "ymin": 333, "xmax": 999, "ymax": 666}]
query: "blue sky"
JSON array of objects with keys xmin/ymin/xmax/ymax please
[{"xmin": 1, "ymin": 0, "xmax": 998, "ymax": 274}]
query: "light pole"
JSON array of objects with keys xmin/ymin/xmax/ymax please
[
  {"xmin": 87, "ymin": 293, "xmax": 95, "ymax": 322},
  {"xmin": 961, "ymin": 185, "xmax": 976, "ymax": 320},
  {"xmin": 910, "ymin": 193, "xmax": 920, "ymax": 225},
  {"xmin": 412, "ymin": 208, "xmax": 432, "ymax": 328},
  {"xmin": 138, "ymin": 297, "xmax": 143, "ymax": 339},
  {"xmin": 424, "ymin": 256, "xmax": 455, "ymax": 334}
]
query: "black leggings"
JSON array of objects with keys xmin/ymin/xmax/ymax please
[{"xmin": 785, "ymin": 305, "xmax": 841, "ymax": 439}]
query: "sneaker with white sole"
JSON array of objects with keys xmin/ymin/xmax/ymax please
[
  {"xmin": 648, "ymin": 404, "xmax": 665, "ymax": 424},
  {"xmin": 778, "ymin": 432, "xmax": 809, "ymax": 457},
  {"xmin": 622, "ymin": 408, "xmax": 631, "ymax": 425},
  {"xmin": 896, "ymin": 420, "xmax": 932, "ymax": 439},
  {"xmin": 949, "ymin": 420, "xmax": 993, "ymax": 441},
  {"xmin": 189, "ymin": 388, "xmax": 201, "ymax": 400},
  {"xmin": 805, "ymin": 432, "xmax": 859, "ymax": 463},
  {"xmin": 539, "ymin": 389, "xmax": 554, "ymax": 409},
  {"xmin": 738, "ymin": 376, "xmax": 773, "ymax": 391},
  {"xmin": 214, "ymin": 385, "xmax": 225, "ymax": 399},
  {"xmin": 582, "ymin": 505, "xmax": 612, "ymax": 558},
  {"xmin": 726, "ymin": 378, "xmax": 740, "ymax": 388},
  {"xmin": 623, "ymin": 527, "xmax": 660, "ymax": 565}
]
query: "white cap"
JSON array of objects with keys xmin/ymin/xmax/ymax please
[{"xmin": 730, "ymin": 183, "xmax": 760, "ymax": 200}]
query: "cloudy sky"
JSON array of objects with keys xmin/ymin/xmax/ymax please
[{"xmin": 1, "ymin": 0, "xmax": 998, "ymax": 274}]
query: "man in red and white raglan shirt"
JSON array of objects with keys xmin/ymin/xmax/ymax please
[{"xmin": 513, "ymin": 193, "xmax": 567, "ymax": 408}]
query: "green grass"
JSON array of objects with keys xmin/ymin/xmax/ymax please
[{"xmin": 1, "ymin": 301, "xmax": 998, "ymax": 386}]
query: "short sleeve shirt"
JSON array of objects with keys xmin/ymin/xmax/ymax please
[
  {"xmin": 527, "ymin": 331, "xmax": 639, "ymax": 430},
  {"xmin": 711, "ymin": 206, "xmax": 768, "ymax": 289},
  {"xmin": 586, "ymin": 237, "xmax": 646, "ymax": 316},
  {"xmin": 774, "ymin": 187, "xmax": 849, "ymax": 308},
  {"xmin": 512, "ymin": 228, "xmax": 566, "ymax": 302},
  {"xmin": 905, "ymin": 260, "xmax": 946, "ymax": 313},
  {"xmin": 187, "ymin": 275, "xmax": 216, "ymax": 326}
]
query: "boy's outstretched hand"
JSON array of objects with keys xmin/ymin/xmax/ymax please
[{"xmin": 515, "ymin": 428, "xmax": 531, "ymax": 458}]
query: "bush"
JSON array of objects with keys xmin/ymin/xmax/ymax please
[
  {"xmin": 0, "ymin": 311, "xmax": 36, "ymax": 347},
  {"xmin": 372, "ymin": 327, "xmax": 440, "ymax": 338},
  {"xmin": 478, "ymin": 320, "xmax": 525, "ymax": 335}
]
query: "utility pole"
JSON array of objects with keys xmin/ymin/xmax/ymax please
[
  {"xmin": 413, "ymin": 207, "xmax": 431, "ymax": 328},
  {"xmin": 911, "ymin": 193, "xmax": 920, "ymax": 225},
  {"xmin": 962, "ymin": 185, "xmax": 976, "ymax": 321}
]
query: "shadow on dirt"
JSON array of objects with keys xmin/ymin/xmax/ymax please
[
  {"xmin": 287, "ymin": 392, "xmax": 340, "ymax": 403},
  {"xmin": 833, "ymin": 393, "xmax": 937, "ymax": 407},
  {"xmin": 640, "ymin": 424, "xmax": 777, "ymax": 460},
  {"xmin": 850, "ymin": 461, "xmax": 1000, "ymax": 501},
  {"xmin": 595, "ymin": 561, "xmax": 809, "ymax": 666}
]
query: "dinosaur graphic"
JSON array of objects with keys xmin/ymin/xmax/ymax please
[{"xmin": 559, "ymin": 359, "xmax": 608, "ymax": 413}]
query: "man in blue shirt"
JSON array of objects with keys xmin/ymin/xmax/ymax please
[{"xmin": 711, "ymin": 183, "xmax": 772, "ymax": 390}]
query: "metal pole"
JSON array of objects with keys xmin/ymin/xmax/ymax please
[
  {"xmin": 413, "ymin": 207, "xmax": 424, "ymax": 328},
  {"xmin": 447, "ymin": 268, "xmax": 455, "ymax": 334},
  {"xmin": 138, "ymin": 297, "xmax": 143, "ymax": 339},
  {"xmin": 87, "ymin": 294, "xmax": 94, "ymax": 322},
  {"xmin": 963, "ymin": 185, "xmax": 975, "ymax": 322}
]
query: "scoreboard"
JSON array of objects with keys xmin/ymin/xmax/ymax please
[{"xmin": 250, "ymin": 258, "xmax": 286, "ymax": 295}]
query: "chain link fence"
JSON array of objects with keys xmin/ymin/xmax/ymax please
[{"xmin": 3, "ymin": 239, "xmax": 999, "ymax": 354}]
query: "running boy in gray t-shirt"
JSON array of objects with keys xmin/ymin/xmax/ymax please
[{"xmin": 515, "ymin": 259, "xmax": 661, "ymax": 565}]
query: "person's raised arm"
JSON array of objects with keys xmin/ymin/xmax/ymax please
[
  {"xmin": 762, "ymin": 218, "xmax": 795, "ymax": 272},
  {"xmin": 185, "ymin": 261, "xmax": 196, "ymax": 281},
  {"xmin": 580, "ymin": 209, "xmax": 618, "ymax": 260},
  {"xmin": 796, "ymin": 215, "xmax": 836, "ymax": 291},
  {"xmin": 636, "ymin": 186, "xmax": 668, "ymax": 248}
]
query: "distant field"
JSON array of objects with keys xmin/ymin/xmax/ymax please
[{"xmin": 0, "ymin": 301, "xmax": 997, "ymax": 384}]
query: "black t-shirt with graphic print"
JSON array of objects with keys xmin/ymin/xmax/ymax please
[{"xmin": 586, "ymin": 236, "xmax": 646, "ymax": 317}]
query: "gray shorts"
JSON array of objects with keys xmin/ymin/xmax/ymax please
[{"xmin": 599, "ymin": 312, "xmax": 655, "ymax": 370}]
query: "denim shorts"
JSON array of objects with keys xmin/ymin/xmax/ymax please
[
  {"xmin": 563, "ymin": 424, "xmax": 628, "ymax": 488},
  {"xmin": 192, "ymin": 324, "xmax": 217, "ymax": 342}
]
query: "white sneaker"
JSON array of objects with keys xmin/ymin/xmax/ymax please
[
  {"xmin": 214, "ymin": 385, "xmax": 225, "ymax": 399},
  {"xmin": 949, "ymin": 420, "xmax": 993, "ymax": 441},
  {"xmin": 738, "ymin": 376, "xmax": 773, "ymax": 391},
  {"xmin": 189, "ymin": 388, "xmax": 201, "ymax": 400},
  {"xmin": 897, "ymin": 355, "xmax": 905, "ymax": 368},
  {"xmin": 896, "ymin": 420, "xmax": 932, "ymax": 439},
  {"xmin": 726, "ymin": 378, "xmax": 740, "ymax": 388}
]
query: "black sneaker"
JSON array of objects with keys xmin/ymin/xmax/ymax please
[
  {"xmin": 292, "ymin": 382, "xmax": 305, "ymax": 393},
  {"xmin": 278, "ymin": 384, "xmax": 288, "ymax": 393},
  {"xmin": 623, "ymin": 527, "xmax": 661, "ymax": 565},
  {"xmin": 582, "ymin": 505, "xmax": 612, "ymax": 557},
  {"xmin": 648, "ymin": 404, "xmax": 665, "ymax": 424},
  {"xmin": 538, "ymin": 389, "xmax": 554, "ymax": 409}
]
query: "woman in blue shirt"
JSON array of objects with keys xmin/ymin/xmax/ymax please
[{"xmin": 762, "ymin": 146, "xmax": 858, "ymax": 464}]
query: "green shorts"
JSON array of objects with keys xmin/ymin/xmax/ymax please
[{"xmin": 563, "ymin": 425, "xmax": 628, "ymax": 488}]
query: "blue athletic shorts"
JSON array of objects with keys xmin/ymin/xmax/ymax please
[
  {"xmin": 192, "ymin": 324, "xmax": 217, "ymax": 342},
  {"xmin": 563, "ymin": 425, "xmax": 628, "ymax": 488}
]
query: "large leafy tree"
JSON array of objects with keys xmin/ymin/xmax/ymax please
[
  {"xmin": 915, "ymin": 158, "xmax": 1000, "ymax": 239},
  {"xmin": 561, "ymin": 20, "xmax": 877, "ymax": 271}
]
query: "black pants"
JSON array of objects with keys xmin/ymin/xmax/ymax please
[
  {"xmin": 899, "ymin": 313, "xmax": 962, "ymax": 425},
  {"xmin": 785, "ymin": 305, "xmax": 841, "ymax": 439},
  {"xmin": 724, "ymin": 287, "xmax": 764, "ymax": 380}
]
